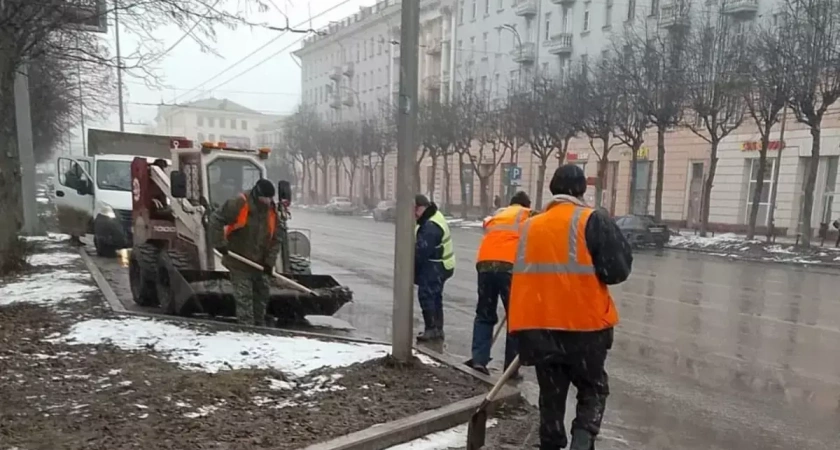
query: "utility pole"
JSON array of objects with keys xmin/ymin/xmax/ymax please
[
  {"xmin": 78, "ymin": 57, "xmax": 87, "ymax": 155},
  {"xmin": 392, "ymin": 0, "xmax": 420, "ymax": 362},
  {"xmin": 766, "ymin": 106, "xmax": 787, "ymax": 243},
  {"xmin": 115, "ymin": 0, "xmax": 125, "ymax": 131},
  {"xmin": 14, "ymin": 63, "xmax": 42, "ymax": 236}
]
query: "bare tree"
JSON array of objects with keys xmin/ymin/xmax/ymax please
[
  {"xmin": 371, "ymin": 102, "xmax": 396, "ymax": 200},
  {"xmin": 781, "ymin": 0, "xmax": 840, "ymax": 246},
  {"xmin": 619, "ymin": 23, "xmax": 689, "ymax": 220},
  {"xmin": 451, "ymin": 82, "xmax": 483, "ymax": 218},
  {"xmin": 284, "ymin": 105, "xmax": 321, "ymax": 203},
  {"xmin": 471, "ymin": 93, "xmax": 508, "ymax": 216},
  {"xmin": 685, "ymin": 5, "xmax": 748, "ymax": 236},
  {"xmin": 338, "ymin": 123, "xmax": 363, "ymax": 202}
]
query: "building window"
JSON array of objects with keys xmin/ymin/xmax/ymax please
[
  {"xmin": 484, "ymin": 0, "xmax": 489, "ymax": 15},
  {"xmin": 209, "ymin": 117, "xmax": 215, "ymax": 127},
  {"xmin": 459, "ymin": 0, "xmax": 464, "ymax": 24},
  {"xmin": 197, "ymin": 116, "xmax": 204, "ymax": 126},
  {"xmin": 197, "ymin": 133, "xmax": 205, "ymax": 142},
  {"xmin": 632, "ymin": 160, "xmax": 651, "ymax": 214},
  {"xmin": 230, "ymin": 118, "xmax": 236, "ymax": 129},
  {"xmin": 209, "ymin": 133, "xmax": 216, "ymax": 142},
  {"xmin": 650, "ymin": 0, "xmax": 659, "ymax": 16},
  {"xmin": 378, "ymin": 36, "xmax": 383, "ymax": 55},
  {"xmin": 545, "ymin": 12, "xmax": 551, "ymax": 40},
  {"xmin": 356, "ymin": 43, "xmax": 361, "ymax": 62},
  {"xmin": 583, "ymin": 7, "xmax": 590, "ymax": 32},
  {"xmin": 242, "ymin": 120, "xmax": 247, "ymax": 130},
  {"xmin": 481, "ymin": 75, "xmax": 487, "ymax": 93},
  {"xmin": 471, "ymin": 0, "xmax": 476, "ymax": 20},
  {"xmin": 605, "ymin": 0, "xmax": 613, "ymax": 27},
  {"xmin": 219, "ymin": 118, "xmax": 225, "ymax": 129},
  {"xmin": 482, "ymin": 32, "xmax": 488, "ymax": 56},
  {"xmin": 744, "ymin": 158, "xmax": 776, "ymax": 226},
  {"xmin": 494, "ymin": 73, "xmax": 500, "ymax": 91},
  {"xmin": 627, "ymin": 0, "xmax": 636, "ymax": 21},
  {"xmin": 497, "ymin": 0, "xmax": 503, "ymax": 10}
]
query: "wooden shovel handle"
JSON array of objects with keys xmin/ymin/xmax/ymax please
[{"xmin": 218, "ymin": 250, "xmax": 317, "ymax": 296}]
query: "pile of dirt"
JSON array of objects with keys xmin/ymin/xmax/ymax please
[{"xmin": 0, "ymin": 242, "xmax": 486, "ymax": 450}]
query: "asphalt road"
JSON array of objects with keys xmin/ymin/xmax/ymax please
[
  {"xmin": 87, "ymin": 209, "xmax": 840, "ymax": 449},
  {"xmin": 291, "ymin": 209, "xmax": 840, "ymax": 450}
]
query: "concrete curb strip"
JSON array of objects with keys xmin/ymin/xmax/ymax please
[
  {"xmin": 77, "ymin": 247, "xmax": 524, "ymax": 450},
  {"xmin": 301, "ymin": 389, "xmax": 521, "ymax": 450}
]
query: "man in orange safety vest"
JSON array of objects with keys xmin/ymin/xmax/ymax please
[
  {"xmin": 508, "ymin": 165, "xmax": 632, "ymax": 450},
  {"xmin": 467, "ymin": 191, "xmax": 533, "ymax": 377}
]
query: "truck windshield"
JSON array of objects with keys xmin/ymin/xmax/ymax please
[
  {"xmin": 96, "ymin": 160, "xmax": 132, "ymax": 192},
  {"xmin": 207, "ymin": 158, "xmax": 263, "ymax": 207}
]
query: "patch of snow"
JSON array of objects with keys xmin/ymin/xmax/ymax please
[
  {"xmin": 138, "ymin": 413, "xmax": 149, "ymax": 419},
  {"xmin": 0, "ymin": 270, "xmax": 95, "ymax": 307},
  {"xmin": 362, "ymin": 214, "xmax": 374, "ymax": 219},
  {"xmin": 415, "ymin": 353, "xmax": 442, "ymax": 367},
  {"xmin": 23, "ymin": 232, "xmax": 69, "ymax": 243},
  {"xmin": 108, "ymin": 369, "xmax": 122, "ymax": 376},
  {"xmin": 28, "ymin": 252, "xmax": 80, "ymax": 267},
  {"xmin": 266, "ymin": 377, "xmax": 295, "ymax": 390},
  {"xmin": 668, "ymin": 232, "xmax": 751, "ymax": 248},
  {"xmin": 461, "ymin": 220, "xmax": 484, "ymax": 228},
  {"xmin": 835, "ymin": 256, "xmax": 840, "ymax": 261},
  {"xmin": 37, "ymin": 197, "xmax": 49, "ymax": 204},
  {"xmin": 50, "ymin": 317, "xmax": 400, "ymax": 377},
  {"xmin": 765, "ymin": 245, "xmax": 795, "ymax": 255},
  {"xmin": 118, "ymin": 380, "xmax": 133, "ymax": 387},
  {"xmin": 184, "ymin": 404, "xmax": 218, "ymax": 418},
  {"xmin": 386, "ymin": 420, "xmax": 498, "ymax": 450},
  {"xmin": 134, "ymin": 404, "xmax": 148, "ymax": 410}
]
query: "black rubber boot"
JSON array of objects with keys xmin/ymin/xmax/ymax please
[
  {"xmin": 569, "ymin": 429, "xmax": 594, "ymax": 450},
  {"xmin": 435, "ymin": 309, "xmax": 445, "ymax": 340},
  {"xmin": 416, "ymin": 310, "xmax": 438, "ymax": 342}
]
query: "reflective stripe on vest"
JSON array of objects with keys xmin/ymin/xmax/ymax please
[
  {"xmin": 416, "ymin": 210, "xmax": 455, "ymax": 271},
  {"xmin": 223, "ymin": 193, "xmax": 277, "ymax": 240},
  {"xmin": 476, "ymin": 205, "xmax": 530, "ymax": 264},
  {"xmin": 508, "ymin": 202, "xmax": 618, "ymax": 332}
]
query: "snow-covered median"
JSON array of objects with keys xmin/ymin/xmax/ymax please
[
  {"xmin": 49, "ymin": 317, "xmax": 437, "ymax": 378},
  {"xmin": 0, "ymin": 270, "xmax": 95, "ymax": 307},
  {"xmin": 386, "ymin": 419, "xmax": 497, "ymax": 450},
  {"xmin": 667, "ymin": 231, "xmax": 840, "ymax": 265}
]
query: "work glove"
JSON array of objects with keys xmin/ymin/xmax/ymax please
[
  {"xmin": 263, "ymin": 265, "xmax": 274, "ymax": 276},
  {"xmin": 217, "ymin": 247, "xmax": 228, "ymax": 256}
]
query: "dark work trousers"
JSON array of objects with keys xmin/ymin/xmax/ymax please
[
  {"xmin": 417, "ymin": 273, "xmax": 446, "ymax": 330},
  {"xmin": 470, "ymin": 271, "xmax": 517, "ymax": 369},
  {"xmin": 534, "ymin": 344, "xmax": 610, "ymax": 449}
]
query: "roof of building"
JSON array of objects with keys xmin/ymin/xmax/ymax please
[{"xmin": 180, "ymin": 98, "xmax": 263, "ymax": 115}]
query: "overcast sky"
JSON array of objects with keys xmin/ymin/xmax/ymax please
[{"xmin": 70, "ymin": 0, "xmax": 371, "ymax": 148}]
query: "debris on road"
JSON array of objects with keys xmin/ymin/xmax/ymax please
[
  {"xmin": 668, "ymin": 232, "xmax": 840, "ymax": 265},
  {"xmin": 0, "ymin": 235, "xmax": 486, "ymax": 449}
]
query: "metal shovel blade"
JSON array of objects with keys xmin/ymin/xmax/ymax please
[{"xmin": 466, "ymin": 404, "xmax": 489, "ymax": 450}]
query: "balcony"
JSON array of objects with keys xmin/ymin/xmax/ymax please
[
  {"xmin": 423, "ymin": 75, "xmax": 441, "ymax": 90},
  {"xmin": 425, "ymin": 38, "xmax": 442, "ymax": 55},
  {"xmin": 514, "ymin": 0, "xmax": 537, "ymax": 16},
  {"xmin": 723, "ymin": 0, "xmax": 758, "ymax": 17},
  {"xmin": 329, "ymin": 95, "xmax": 341, "ymax": 109},
  {"xmin": 511, "ymin": 42, "xmax": 536, "ymax": 63},
  {"xmin": 342, "ymin": 93, "xmax": 355, "ymax": 107},
  {"xmin": 550, "ymin": 0, "xmax": 575, "ymax": 5},
  {"xmin": 343, "ymin": 61, "xmax": 354, "ymax": 77},
  {"xmin": 660, "ymin": 3, "xmax": 691, "ymax": 29},
  {"xmin": 328, "ymin": 66, "xmax": 342, "ymax": 81},
  {"xmin": 545, "ymin": 32, "xmax": 573, "ymax": 55}
]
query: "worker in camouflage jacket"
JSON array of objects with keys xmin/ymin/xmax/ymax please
[{"xmin": 209, "ymin": 179, "xmax": 282, "ymax": 326}]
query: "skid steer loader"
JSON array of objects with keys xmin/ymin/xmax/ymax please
[{"xmin": 127, "ymin": 139, "xmax": 352, "ymax": 324}]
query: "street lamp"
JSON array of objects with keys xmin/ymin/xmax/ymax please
[{"xmin": 496, "ymin": 24, "xmax": 522, "ymax": 88}]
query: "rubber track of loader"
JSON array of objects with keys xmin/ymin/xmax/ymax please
[
  {"xmin": 132, "ymin": 243, "xmax": 160, "ymax": 306},
  {"xmin": 288, "ymin": 254, "xmax": 311, "ymax": 275}
]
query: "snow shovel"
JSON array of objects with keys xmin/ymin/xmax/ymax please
[
  {"xmin": 220, "ymin": 250, "xmax": 319, "ymax": 296},
  {"xmin": 465, "ymin": 315, "xmax": 507, "ymax": 367},
  {"xmin": 466, "ymin": 355, "xmax": 521, "ymax": 450}
]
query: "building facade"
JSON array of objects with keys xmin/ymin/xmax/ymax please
[{"xmin": 153, "ymin": 98, "xmax": 268, "ymax": 149}]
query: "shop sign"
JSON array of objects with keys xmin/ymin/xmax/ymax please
[
  {"xmin": 636, "ymin": 147, "xmax": 650, "ymax": 159},
  {"xmin": 566, "ymin": 152, "xmax": 588, "ymax": 161},
  {"xmin": 741, "ymin": 140, "xmax": 785, "ymax": 152}
]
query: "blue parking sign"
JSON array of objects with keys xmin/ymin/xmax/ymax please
[{"xmin": 510, "ymin": 166, "xmax": 522, "ymax": 186}]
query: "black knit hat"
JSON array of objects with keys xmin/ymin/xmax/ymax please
[
  {"xmin": 510, "ymin": 191, "xmax": 531, "ymax": 208},
  {"xmin": 549, "ymin": 164, "xmax": 587, "ymax": 197},
  {"xmin": 414, "ymin": 194, "xmax": 430, "ymax": 207},
  {"xmin": 253, "ymin": 179, "xmax": 276, "ymax": 198}
]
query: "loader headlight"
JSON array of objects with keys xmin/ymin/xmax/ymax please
[{"xmin": 96, "ymin": 202, "xmax": 116, "ymax": 219}]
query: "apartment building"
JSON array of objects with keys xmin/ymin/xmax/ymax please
[{"xmin": 153, "ymin": 98, "xmax": 267, "ymax": 148}]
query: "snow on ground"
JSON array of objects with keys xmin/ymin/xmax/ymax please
[
  {"xmin": 386, "ymin": 419, "xmax": 497, "ymax": 450},
  {"xmin": 28, "ymin": 252, "xmax": 81, "ymax": 267},
  {"xmin": 668, "ymin": 232, "xmax": 754, "ymax": 248},
  {"xmin": 0, "ymin": 270, "xmax": 95, "ymax": 307},
  {"xmin": 50, "ymin": 317, "xmax": 438, "ymax": 378}
]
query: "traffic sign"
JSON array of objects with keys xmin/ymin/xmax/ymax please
[{"xmin": 509, "ymin": 165, "xmax": 522, "ymax": 186}]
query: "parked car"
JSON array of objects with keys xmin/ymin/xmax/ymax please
[
  {"xmin": 373, "ymin": 200, "xmax": 396, "ymax": 222},
  {"xmin": 615, "ymin": 214, "xmax": 670, "ymax": 248},
  {"xmin": 326, "ymin": 196, "xmax": 355, "ymax": 215}
]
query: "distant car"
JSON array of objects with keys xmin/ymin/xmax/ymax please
[
  {"xmin": 615, "ymin": 214, "xmax": 670, "ymax": 248},
  {"xmin": 373, "ymin": 200, "xmax": 396, "ymax": 222},
  {"xmin": 326, "ymin": 196, "xmax": 355, "ymax": 215}
]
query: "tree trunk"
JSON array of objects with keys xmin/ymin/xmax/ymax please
[
  {"xmin": 747, "ymin": 131, "xmax": 771, "ymax": 240},
  {"xmin": 700, "ymin": 140, "xmax": 718, "ymax": 237},
  {"xmin": 629, "ymin": 144, "xmax": 639, "ymax": 215},
  {"xmin": 428, "ymin": 153, "xmax": 438, "ymax": 202},
  {"xmin": 442, "ymin": 152, "xmax": 451, "ymax": 213},
  {"xmin": 478, "ymin": 175, "xmax": 490, "ymax": 216},
  {"xmin": 654, "ymin": 124, "xmax": 666, "ymax": 221},
  {"xmin": 535, "ymin": 160, "xmax": 548, "ymax": 210},
  {"xmin": 595, "ymin": 158, "xmax": 607, "ymax": 209},
  {"xmin": 414, "ymin": 162, "xmax": 422, "ymax": 193},
  {"xmin": 800, "ymin": 125, "xmax": 821, "ymax": 247},
  {"xmin": 299, "ymin": 160, "xmax": 308, "ymax": 203},
  {"xmin": 321, "ymin": 162, "xmax": 329, "ymax": 203},
  {"xmin": 458, "ymin": 153, "xmax": 469, "ymax": 219},
  {"xmin": 348, "ymin": 168, "xmax": 356, "ymax": 202},
  {"xmin": 378, "ymin": 154, "xmax": 386, "ymax": 200},
  {"xmin": 334, "ymin": 160, "xmax": 341, "ymax": 196},
  {"xmin": 368, "ymin": 163, "xmax": 375, "ymax": 204}
]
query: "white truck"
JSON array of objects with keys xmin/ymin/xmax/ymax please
[{"xmin": 53, "ymin": 129, "xmax": 182, "ymax": 256}]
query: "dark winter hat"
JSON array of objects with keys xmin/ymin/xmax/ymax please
[
  {"xmin": 510, "ymin": 191, "xmax": 531, "ymax": 208},
  {"xmin": 253, "ymin": 178, "xmax": 276, "ymax": 198},
  {"xmin": 414, "ymin": 194, "xmax": 430, "ymax": 207},
  {"xmin": 549, "ymin": 164, "xmax": 587, "ymax": 197}
]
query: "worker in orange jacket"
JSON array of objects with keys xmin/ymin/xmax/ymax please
[
  {"xmin": 509, "ymin": 165, "xmax": 632, "ymax": 450},
  {"xmin": 467, "ymin": 191, "xmax": 533, "ymax": 377}
]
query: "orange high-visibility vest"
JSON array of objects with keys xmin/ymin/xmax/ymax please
[
  {"xmin": 508, "ymin": 201, "xmax": 618, "ymax": 332},
  {"xmin": 476, "ymin": 205, "xmax": 531, "ymax": 264},
  {"xmin": 223, "ymin": 193, "xmax": 277, "ymax": 240}
]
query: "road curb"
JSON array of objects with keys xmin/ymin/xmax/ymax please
[
  {"xmin": 77, "ymin": 245, "xmax": 523, "ymax": 450},
  {"xmin": 664, "ymin": 245, "xmax": 840, "ymax": 269},
  {"xmin": 301, "ymin": 389, "xmax": 521, "ymax": 450}
]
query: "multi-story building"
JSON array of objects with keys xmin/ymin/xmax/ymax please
[
  {"xmin": 255, "ymin": 117, "xmax": 295, "ymax": 183},
  {"xmin": 153, "ymin": 98, "xmax": 267, "ymax": 148}
]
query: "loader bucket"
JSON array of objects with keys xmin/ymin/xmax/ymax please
[{"xmin": 165, "ymin": 269, "xmax": 352, "ymax": 324}]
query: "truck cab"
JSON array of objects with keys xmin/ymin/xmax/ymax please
[{"xmin": 54, "ymin": 154, "xmax": 169, "ymax": 256}]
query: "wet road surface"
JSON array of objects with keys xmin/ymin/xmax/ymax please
[{"xmin": 290, "ymin": 209, "xmax": 840, "ymax": 449}]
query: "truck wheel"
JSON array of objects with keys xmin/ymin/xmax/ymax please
[
  {"xmin": 129, "ymin": 243, "xmax": 159, "ymax": 306},
  {"xmin": 94, "ymin": 237, "xmax": 117, "ymax": 257},
  {"xmin": 155, "ymin": 250, "xmax": 194, "ymax": 315},
  {"xmin": 288, "ymin": 254, "xmax": 311, "ymax": 275}
]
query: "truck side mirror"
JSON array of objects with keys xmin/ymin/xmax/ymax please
[
  {"xmin": 76, "ymin": 179, "xmax": 93, "ymax": 196},
  {"xmin": 277, "ymin": 180, "xmax": 292, "ymax": 203},
  {"xmin": 170, "ymin": 170, "xmax": 187, "ymax": 198}
]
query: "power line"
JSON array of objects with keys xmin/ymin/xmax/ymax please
[
  {"xmin": 174, "ymin": 0, "xmax": 355, "ymax": 103},
  {"xmin": 144, "ymin": 0, "xmax": 224, "ymax": 65},
  {"xmin": 123, "ymin": 80, "xmax": 300, "ymax": 96}
]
